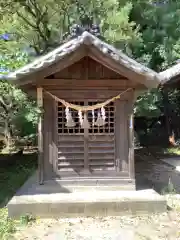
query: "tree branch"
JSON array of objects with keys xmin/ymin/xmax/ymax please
[
  {"xmin": 17, "ymin": 11, "xmax": 37, "ymax": 29},
  {"xmin": 0, "ymin": 96, "xmax": 9, "ymax": 114}
]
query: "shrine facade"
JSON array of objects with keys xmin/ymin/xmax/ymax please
[{"xmin": 7, "ymin": 31, "xmax": 160, "ymax": 189}]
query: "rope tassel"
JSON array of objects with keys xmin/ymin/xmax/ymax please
[
  {"xmin": 78, "ymin": 111, "xmax": 90, "ymax": 129},
  {"xmin": 44, "ymin": 88, "xmax": 133, "ymax": 129},
  {"xmin": 65, "ymin": 107, "xmax": 76, "ymax": 127},
  {"xmin": 95, "ymin": 111, "xmax": 105, "ymax": 127},
  {"xmin": 95, "ymin": 107, "xmax": 106, "ymax": 126},
  {"xmin": 92, "ymin": 110, "xmax": 95, "ymax": 126},
  {"xmin": 78, "ymin": 110, "xmax": 83, "ymax": 128},
  {"xmin": 81, "ymin": 113, "xmax": 90, "ymax": 129},
  {"xmin": 101, "ymin": 106, "xmax": 106, "ymax": 122}
]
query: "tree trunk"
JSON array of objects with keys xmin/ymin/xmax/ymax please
[{"xmin": 4, "ymin": 119, "xmax": 12, "ymax": 151}]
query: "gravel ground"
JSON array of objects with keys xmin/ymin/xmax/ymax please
[
  {"xmin": 13, "ymin": 196, "xmax": 180, "ymax": 240},
  {"xmin": 11, "ymin": 152, "xmax": 180, "ymax": 239}
]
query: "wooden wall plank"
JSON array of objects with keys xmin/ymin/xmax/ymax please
[
  {"xmin": 126, "ymin": 93, "xmax": 135, "ymax": 180},
  {"xmin": 129, "ymin": 113, "xmax": 135, "ymax": 179},
  {"xmin": 52, "ymin": 56, "xmax": 126, "ymax": 80},
  {"xmin": 37, "ymin": 87, "xmax": 43, "ymax": 184},
  {"xmin": 43, "ymin": 97, "xmax": 54, "ymax": 180},
  {"xmin": 115, "ymin": 100, "xmax": 129, "ymax": 173}
]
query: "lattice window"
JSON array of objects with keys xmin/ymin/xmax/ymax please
[
  {"xmin": 57, "ymin": 101, "xmax": 115, "ymax": 135},
  {"xmin": 88, "ymin": 102, "xmax": 115, "ymax": 134},
  {"xmin": 58, "ymin": 101, "xmax": 84, "ymax": 134}
]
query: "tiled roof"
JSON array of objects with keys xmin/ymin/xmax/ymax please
[
  {"xmin": 159, "ymin": 62, "xmax": 180, "ymax": 84},
  {"xmin": 6, "ymin": 31, "xmax": 160, "ymax": 88}
]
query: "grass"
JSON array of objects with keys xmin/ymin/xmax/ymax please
[
  {"xmin": 146, "ymin": 146, "xmax": 180, "ymax": 159},
  {"xmin": 0, "ymin": 152, "xmax": 37, "ymax": 239},
  {"xmin": 0, "ymin": 208, "xmax": 16, "ymax": 240},
  {"xmin": 165, "ymin": 147, "xmax": 180, "ymax": 156}
]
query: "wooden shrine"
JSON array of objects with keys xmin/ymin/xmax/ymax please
[{"xmin": 7, "ymin": 31, "xmax": 160, "ymax": 189}]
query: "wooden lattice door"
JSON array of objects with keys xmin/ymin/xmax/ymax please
[{"xmin": 57, "ymin": 100, "xmax": 115, "ymax": 176}]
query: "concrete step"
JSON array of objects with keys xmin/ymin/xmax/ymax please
[
  {"xmin": 8, "ymin": 189, "xmax": 167, "ymax": 218},
  {"xmin": 35, "ymin": 180, "xmax": 136, "ymax": 193}
]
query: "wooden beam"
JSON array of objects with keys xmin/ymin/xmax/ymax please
[
  {"xmin": 39, "ymin": 78, "xmax": 127, "ymax": 84},
  {"xmin": 37, "ymin": 79, "xmax": 131, "ymax": 89},
  {"xmin": 52, "ymin": 98, "xmax": 58, "ymax": 175},
  {"xmin": 44, "ymin": 89, "xmax": 133, "ymax": 101},
  {"xmin": 129, "ymin": 111, "xmax": 135, "ymax": 180},
  {"xmin": 83, "ymin": 106, "xmax": 90, "ymax": 174},
  {"xmin": 37, "ymin": 87, "xmax": 44, "ymax": 184}
]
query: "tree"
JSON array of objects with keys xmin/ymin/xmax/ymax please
[
  {"xmin": 130, "ymin": 0, "xmax": 180, "ymax": 142},
  {"xmin": 0, "ymin": 79, "xmax": 39, "ymax": 151},
  {"xmin": 0, "ymin": 0, "xmax": 142, "ymax": 56},
  {"xmin": 0, "ymin": 53, "xmax": 39, "ymax": 151},
  {"xmin": 130, "ymin": 0, "xmax": 180, "ymax": 71},
  {"xmin": 3, "ymin": 0, "xmax": 180, "ymax": 145}
]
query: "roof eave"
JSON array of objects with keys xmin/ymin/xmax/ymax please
[{"xmin": 6, "ymin": 31, "xmax": 161, "ymax": 89}]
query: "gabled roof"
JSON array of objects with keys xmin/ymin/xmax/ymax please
[
  {"xmin": 6, "ymin": 31, "xmax": 160, "ymax": 88},
  {"xmin": 159, "ymin": 63, "xmax": 180, "ymax": 85}
]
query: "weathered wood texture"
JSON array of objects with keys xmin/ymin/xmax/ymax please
[
  {"xmin": 40, "ymin": 57, "xmax": 135, "ymax": 181},
  {"xmin": 48, "ymin": 57, "xmax": 126, "ymax": 80},
  {"xmin": 23, "ymin": 57, "xmax": 145, "ymax": 96},
  {"xmin": 40, "ymin": 57, "xmax": 140, "ymax": 90},
  {"xmin": 129, "ymin": 113, "xmax": 135, "ymax": 179},
  {"xmin": 37, "ymin": 87, "xmax": 43, "ymax": 184},
  {"xmin": 127, "ymin": 93, "xmax": 135, "ymax": 179},
  {"xmin": 55, "ymin": 100, "xmax": 117, "ymax": 177},
  {"xmin": 115, "ymin": 100, "xmax": 129, "ymax": 173},
  {"xmin": 43, "ymin": 96, "xmax": 54, "ymax": 180}
]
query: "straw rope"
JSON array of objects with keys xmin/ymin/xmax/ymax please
[{"xmin": 44, "ymin": 88, "xmax": 132, "ymax": 111}]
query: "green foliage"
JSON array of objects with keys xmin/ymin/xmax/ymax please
[
  {"xmin": 1, "ymin": 0, "xmax": 180, "ymax": 130},
  {"xmin": 165, "ymin": 147, "xmax": 180, "ymax": 156},
  {"xmin": 129, "ymin": 0, "xmax": 180, "ymax": 118},
  {"xmin": 0, "ymin": 80, "xmax": 39, "ymax": 150},
  {"xmin": 161, "ymin": 177, "xmax": 176, "ymax": 195},
  {"xmin": 134, "ymin": 89, "xmax": 162, "ymax": 118},
  {"xmin": 0, "ymin": 208, "xmax": 16, "ymax": 240},
  {"xmin": 20, "ymin": 214, "xmax": 36, "ymax": 226},
  {"xmin": 0, "ymin": 0, "xmax": 142, "ymax": 55},
  {"xmin": 0, "ymin": 154, "xmax": 37, "ymax": 239},
  {"xmin": 103, "ymin": 2, "xmax": 141, "ymax": 51},
  {"xmin": 130, "ymin": 0, "xmax": 180, "ymax": 70}
]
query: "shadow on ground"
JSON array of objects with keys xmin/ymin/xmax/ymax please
[
  {"xmin": 0, "ymin": 152, "xmax": 37, "ymax": 207},
  {"xmin": 2, "ymin": 147, "xmax": 180, "ymax": 208},
  {"xmin": 135, "ymin": 148, "xmax": 180, "ymax": 194}
]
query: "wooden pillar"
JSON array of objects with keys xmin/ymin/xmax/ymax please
[
  {"xmin": 129, "ymin": 112, "xmax": 135, "ymax": 179},
  {"xmin": 115, "ymin": 100, "xmax": 128, "ymax": 172},
  {"xmin": 37, "ymin": 87, "xmax": 44, "ymax": 185},
  {"xmin": 83, "ymin": 105, "xmax": 90, "ymax": 174},
  {"xmin": 52, "ymin": 99, "xmax": 58, "ymax": 175}
]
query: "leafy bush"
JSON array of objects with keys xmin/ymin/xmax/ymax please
[
  {"xmin": 0, "ymin": 208, "xmax": 16, "ymax": 240},
  {"xmin": 0, "ymin": 80, "xmax": 40, "ymax": 151}
]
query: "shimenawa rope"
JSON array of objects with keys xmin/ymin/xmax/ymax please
[{"xmin": 44, "ymin": 88, "xmax": 133, "ymax": 111}]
